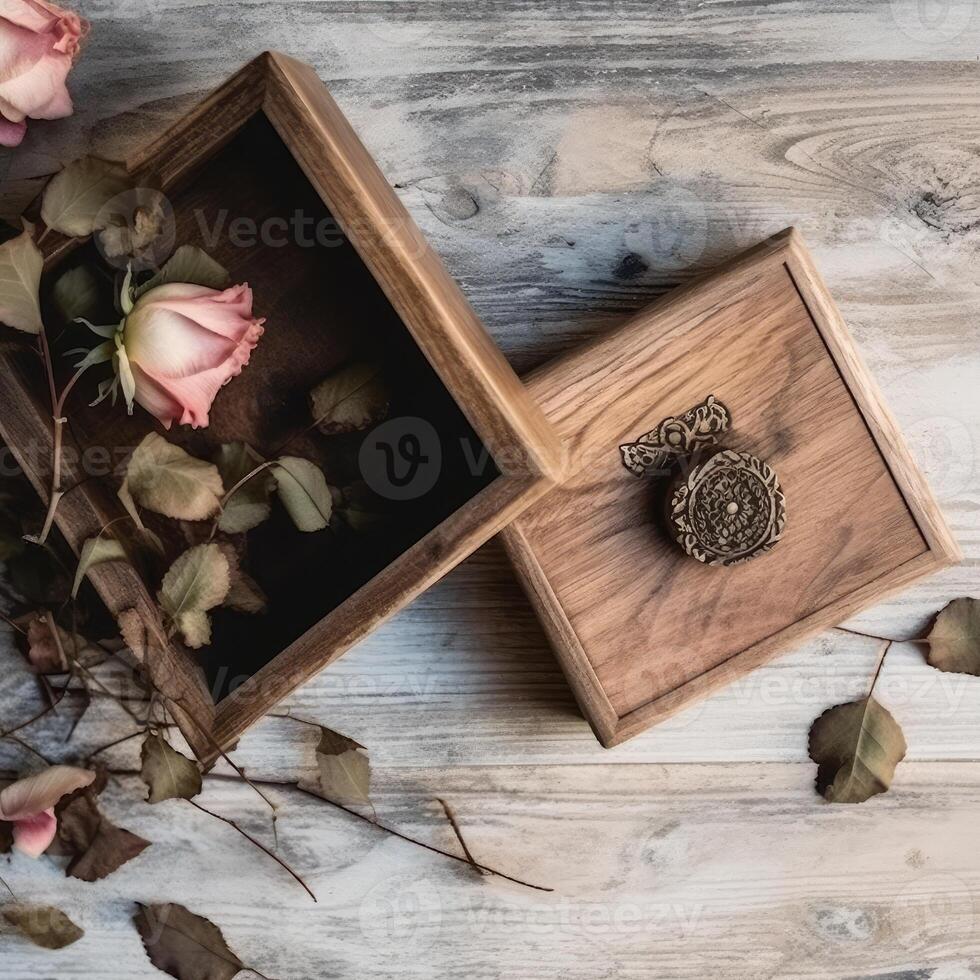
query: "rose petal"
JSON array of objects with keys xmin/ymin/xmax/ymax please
[
  {"xmin": 0, "ymin": 765, "xmax": 95, "ymax": 821},
  {"xmin": 11, "ymin": 806, "xmax": 56, "ymax": 857},
  {"xmin": 0, "ymin": 110, "xmax": 25, "ymax": 144}
]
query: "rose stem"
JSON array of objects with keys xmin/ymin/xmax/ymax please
[{"xmin": 33, "ymin": 326, "xmax": 91, "ymax": 546}]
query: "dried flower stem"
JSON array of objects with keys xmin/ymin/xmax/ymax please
[
  {"xmin": 32, "ymin": 330, "xmax": 91, "ymax": 546},
  {"xmin": 185, "ymin": 799, "xmax": 316, "ymax": 904}
]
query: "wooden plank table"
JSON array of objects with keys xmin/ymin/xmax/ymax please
[{"xmin": 2, "ymin": 2, "xmax": 979, "ymax": 977}]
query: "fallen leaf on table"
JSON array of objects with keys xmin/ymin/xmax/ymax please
[
  {"xmin": 40, "ymin": 156, "xmax": 131, "ymax": 239},
  {"xmin": 0, "ymin": 223, "xmax": 43, "ymax": 334},
  {"xmin": 140, "ymin": 734, "xmax": 202, "ymax": 804},
  {"xmin": 808, "ymin": 696, "xmax": 907, "ymax": 804},
  {"xmin": 309, "ymin": 361, "xmax": 389, "ymax": 434},
  {"xmin": 3, "ymin": 904, "xmax": 84, "ymax": 949},
  {"xmin": 300, "ymin": 726, "xmax": 371, "ymax": 806},
  {"xmin": 54, "ymin": 785, "xmax": 150, "ymax": 881},
  {"xmin": 272, "ymin": 457, "xmax": 333, "ymax": 533},
  {"xmin": 72, "ymin": 535, "xmax": 127, "ymax": 599},
  {"xmin": 123, "ymin": 433, "xmax": 224, "ymax": 522},
  {"xmin": 923, "ymin": 597, "xmax": 980, "ymax": 675},
  {"xmin": 133, "ymin": 903, "xmax": 246, "ymax": 980},
  {"xmin": 214, "ymin": 442, "xmax": 273, "ymax": 534},
  {"xmin": 158, "ymin": 543, "xmax": 231, "ymax": 649}
]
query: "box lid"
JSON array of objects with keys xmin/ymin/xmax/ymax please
[{"xmin": 501, "ymin": 229, "xmax": 959, "ymax": 747}]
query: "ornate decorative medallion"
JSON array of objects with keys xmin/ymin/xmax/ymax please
[
  {"xmin": 666, "ymin": 449, "xmax": 786, "ymax": 566},
  {"xmin": 619, "ymin": 395, "xmax": 731, "ymax": 477}
]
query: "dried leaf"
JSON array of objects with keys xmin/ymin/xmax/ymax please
[
  {"xmin": 51, "ymin": 265, "xmax": 102, "ymax": 324},
  {"xmin": 72, "ymin": 535, "xmax": 127, "ymax": 598},
  {"xmin": 158, "ymin": 544, "xmax": 231, "ymax": 648},
  {"xmin": 214, "ymin": 442, "xmax": 273, "ymax": 534},
  {"xmin": 273, "ymin": 457, "xmax": 332, "ymax": 533},
  {"xmin": 305, "ymin": 726, "xmax": 371, "ymax": 806},
  {"xmin": 40, "ymin": 156, "xmax": 131, "ymax": 238},
  {"xmin": 136, "ymin": 244, "xmax": 230, "ymax": 298},
  {"xmin": 0, "ymin": 223, "xmax": 43, "ymax": 334},
  {"xmin": 25, "ymin": 614, "xmax": 102, "ymax": 673},
  {"xmin": 808, "ymin": 697, "xmax": 907, "ymax": 804},
  {"xmin": 124, "ymin": 433, "xmax": 224, "ymax": 521},
  {"xmin": 224, "ymin": 569, "xmax": 267, "ymax": 615},
  {"xmin": 924, "ymin": 597, "xmax": 980, "ymax": 675},
  {"xmin": 140, "ymin": 734, "xmax": 202, "ymax": 804},
  {"xmin": 55, "ymin": 786, "xmax": 150, "ymax": 881},
  {"xmin": 3, "ymin": 904, "xmax": 84, "ymax": 949},
  {"xmin": 309, "ymin": 361, "xmax": 389, "ymax": 434},
  {"xmin": 133, "ymin": 903, "xmax": 245, "ymax": 980}
]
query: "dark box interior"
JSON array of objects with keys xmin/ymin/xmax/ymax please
[{"xmin": 41, "ymin": 113, "xmax": 498, "ymax": 698}]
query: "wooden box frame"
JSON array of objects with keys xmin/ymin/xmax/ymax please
[
  {"xmin": 501, "ymin": 229, "xmax": 960, "ymax": 747},
  {"xmin": 0, "ymin": 53, "xmax": 563, "ymax": 763}
]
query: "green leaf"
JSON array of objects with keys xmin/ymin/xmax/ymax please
[
  {"xmin": 51, "ymin": 264, "xmax": 102, "ymax": 324},
  {"xmin": 135, "ymin": 245, "xmax": 230, "ymax": 298},
  {"xmin": 214, "ymin": 442, "xmax": 273, "ymax": 534},
  {"xmin": 133, "ymin": 904, "xmax": 246, "ymax": 980},
  {"xmin": 40, "ymin": 157, "xmax": 131, "ymax": 238},
  {"xmin": 808, "ymin": 696, "xmax": 907, "ymax": 804},
  {"xmin": 0, "ymin": 224, "xmax": 43, "ymax": 334},
  {"xmin": 72, "ymin": 535, "xmax": 127, "ymax": 599},
  {"xmin": 924, "ymin": 597, "xmax": 980, "ymax": 675},
  {"xmin": 140, "ymin": 734, "xmax": 202, "ymax": 803},
  {"xmin": 158, "ymin": 543, "xmax": 231, "ymax": 648},
  {"xmin": 3, "ymin": 905, "xmax": 84, "ymax": 949},
  {"xmin": 272, "ymin": 457, "xmax": 333, "ymax": 533},
  {"xmin": 305, "ymin": 726, "xmax": 372, "ymax": 806},
  {"xmin": 123, "ymin": 433, "xmax": 224, "ymax": 521},
  {"xmin": 309, "ymin": 361, "xmax": 389, "ymax": 435}
]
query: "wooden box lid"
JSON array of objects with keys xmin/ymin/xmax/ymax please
[
  {"xmin": 501, "ymin": 229, "xmax": 960, "ymax": 748},
  {"xmin": 0, "ymin": 53, "xmax": 563, "ymax": 762}
]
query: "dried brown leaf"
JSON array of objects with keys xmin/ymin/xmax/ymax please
[
  {"xmin": 133, "ymin": 903, "xmax": 246, "ymax": 980},
  {"xmin": 808, "ymin": 696, "xmax": 907, "ymax": 804},
  {"xmin": 309, "ymin": 361, "xmax": 388, "ymax": 434},
  {"xmin": 302, "ymin": 726, "xmax": 371, "ymax": 806},
  {"xmin": 55, "ymin": 785, "xmax": 150, "ymax": 881},
  {"xmin": 3, "ymin": 904, "xmax": 84, "ymax": 949},
  {"xmin": 140, "ymin": 734, "xmax": 202, "ymax": 804},
  {"xmin": 924, "ymin": 597, "xmax": 980, "ymax": 675}
]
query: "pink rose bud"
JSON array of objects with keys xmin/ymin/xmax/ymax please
[
  {"xmin": 117, "ymin": 282, "xmax": 265, "ymax": 429},
  {"xmin": 0, "ymin": 0, "xmax": 88, "ymax": 147},
  {"xmin": 0, "ymin": 765, "xmax": 95, "ymax": 857}
]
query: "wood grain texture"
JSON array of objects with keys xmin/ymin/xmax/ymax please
[
  {"xmin": 503, "ymin": 230, "xmax": 958, "ymax": 745},
  {"xmin": 2, "ymin": 2, "xmax": 980, "ymax": 978}
]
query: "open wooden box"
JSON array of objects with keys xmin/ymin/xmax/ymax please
[
  {"xmin": 0, "ymin": 53, "xmax": 562, "ymax": 762},
  {"xmin": 501, "ymin": 230, "xmax": 960, "ymax": 747}
]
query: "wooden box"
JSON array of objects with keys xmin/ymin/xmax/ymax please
[
  {"xmin": 501, "ymin": 229, "xmax": 960, "ymax": 747},
  {"xmin": 0, "ymin": 53, "xmax": 562, "ymax": 762}
]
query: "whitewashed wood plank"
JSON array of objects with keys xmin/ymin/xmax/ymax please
[{"xmin": 3, "ymin": 765, "xmax": 980, "ymax": 979}]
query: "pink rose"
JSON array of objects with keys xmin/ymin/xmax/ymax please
[
  {"xmin": 0, "ymin": 765, "xmax": 95, "ymax": 857},
  {"xmin": 115, "ymin": 282, "xmax": 265, "ymax": 429},
  {"xmin": 0, "ymin": 0, "xmax": 88, "ymax": 147}
]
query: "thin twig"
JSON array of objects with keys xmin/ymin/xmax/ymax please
[
  {"xmin": 185, "ymin": 799, "xmax": 316, "ymax": 903},
  {"xmin": 287, "ymin": 782, "xmax": 552, "ymax": 892},
  {"xmin": 867, "ymin": 639, "xmax": 893, "ymax": 700},
  {"xmin": 437, "ymin": 798, "xmax": 489, "ymax": 876},
  {"xmin": 2, "ymin": 734, "xmax": 53, "ymax": 765}
]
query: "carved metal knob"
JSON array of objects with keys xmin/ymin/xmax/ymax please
[{"xmin": 665, "ymin": 449, "xmax": 786, "ymax": 566}]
